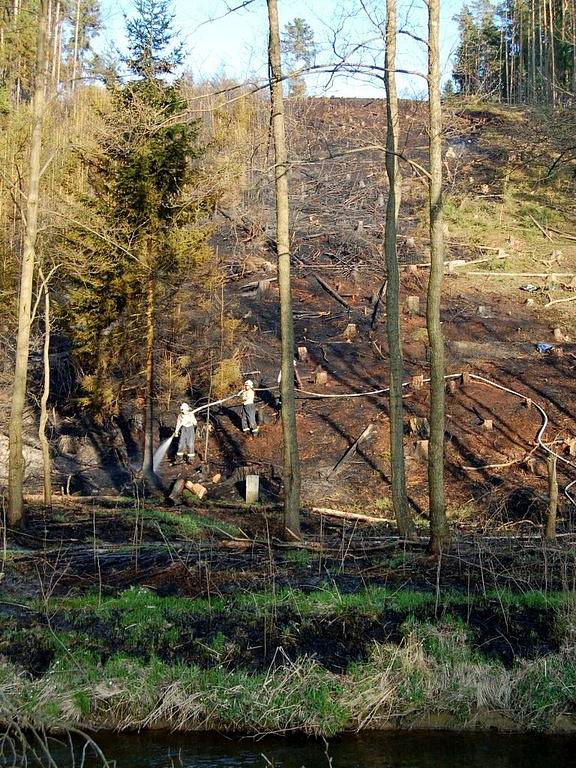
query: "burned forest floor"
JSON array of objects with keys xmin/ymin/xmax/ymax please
[
  {"xmin": 3, "ymin": 100, "xmax": 576, "ymax": 735},
  {"xmin": 1, "ymin": 498, "xmax": 576, "ymax": 734}
]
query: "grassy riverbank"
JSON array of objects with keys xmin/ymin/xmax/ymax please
[
  {"xmin": 2, "ymin": 503, "xmax": 576, "ymax": 735},
  {"xmin": 2, "ymin": 584, "xmax": 576, "ymax": 735}
]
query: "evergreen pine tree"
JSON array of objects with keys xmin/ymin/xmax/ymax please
[{"xmin": 64, "ymin": 0, "xmax": 208, "ymax": 489}]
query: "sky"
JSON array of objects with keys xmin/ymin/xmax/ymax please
[{"xmin": 98, "ymin": 0, "xmax": 466, "ymax": 97}]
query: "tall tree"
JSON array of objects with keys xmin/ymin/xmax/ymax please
[
  {"xmin": 62, "ymin": 0, "xmax": 203, "ymax": 490},
  {"xmin": 427, "ymin": 0, "xmax": 450, "ymax": 554},
  {"xmin": 125, "ymin": 0, "xmax": 183, "ymax": 78},
  {"xmin": 383, "ymin": 0, "xmax": 417, "ymax": 541},
  {"xmin": 8, "ymin": 0, "xmax": 48, "ymax": 526},
  {"xmin": 267, "ymin": 0, "xmax": 301, "ymax": 538},
  {"xmin": 281, "ymin": 17, "xmax": 316, "ymax": 96},
  {"xmin": 123, "ymin": 0, "xmax": 186, "ymax": 489}
]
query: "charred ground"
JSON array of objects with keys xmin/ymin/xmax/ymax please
[{"xmin": 2, "ymin": 100, "xmax": 576, "ymax": 733}]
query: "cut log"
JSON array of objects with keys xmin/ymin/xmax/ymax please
[
  {"xmin": 314, "ymin": 370, "xmax": 328, "ymax": 385},
  {"xmin": 212, "ymin": 473, "xmax": 222, "ymax": 484},
  {"xmin": 240, "ymin": 277, "xmax": 278, "ymax": 293},
  {"xmin": 185, "ymin": 481, "xmax": 207, "ymax": 499},
  {"xmin": 327, "ymin": 423, "xmax": 376, "ymax": 478},
  {"xmin": 482, "ymin": 419, "xmax": 493, "ymax": 430},
  {"xmin": 311, "ymin": 506, "xmax": 393, "ymax": 524}
]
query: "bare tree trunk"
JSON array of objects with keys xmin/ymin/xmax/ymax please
[
  {"xmin": 38, "ymin": 273, "xmax": 52, "ymax": 506},
  {"xmin": 71, "ymin": 0, "xmax": 81, "ymax": 91},
  {"xmin": 544, "ymin": 452, "xmax": 558, "ymax": 539},
  {"xmin": 8, "ymin": 0, "xmax": 48, "ymax": 527},
  {"xmin": 427, "ymin": 0, "xmax": 449, "ymax": 555},
  {"xmin": 384, "ymin": 0, "xmax": 417, "ymax": 541},
  {"xmin": 267, "ymin": 0, "xmax": 301, "ymax": 539},
  {"xmin": 549, "ymin": 0, "xmax": 556, "ymax": 105},
  {"xmin": 51, "ymin": 0, "xmax": 61, "ymax": 88},
  {"xmin": 142, "ymin": 277, "xmax": 158, "ymax": 490}
]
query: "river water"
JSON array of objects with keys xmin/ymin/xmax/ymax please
[{"xmin": 47, "ymin": 730, "xmax": 576, "ymax": 767}]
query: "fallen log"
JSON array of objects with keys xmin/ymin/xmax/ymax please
[
  {"xmin": 313, "ymin": 273, "xmax": 352, "ymax": 310},
  {"xmin": 326, "ymin": 423, "xmax": 376, "ymax": 478},
  {"xmin": 528, "ymin": 213, "xmax": 553, "ymax": 240},
  {"xmin": 548, "ymin": 226, "xmax": 576, "ymax": 241},
  {"xmin": 239, "ymin": 277, "xmax": 278, "ymax": 292},
  {"xmin": 406, "ymin": 251, "xmax": 508, "ymax": 269},
  {"xmin": 311, "ymin": 506, "xmax": 394, "ymax": 524}
]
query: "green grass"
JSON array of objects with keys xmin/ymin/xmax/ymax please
[
  {"xmin": 3, "ymin": 593, "xmax": 576, "ymax": 733},
  {"xmin": 124, "ymin": 507, "xmax": 243, "ymax": 540},
  {"xmin": 284, "ymin": 548, "xmax": 312, "ymax": 567}
]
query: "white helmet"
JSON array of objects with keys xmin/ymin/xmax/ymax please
[
  {"xmin": 180, "ymin": 402, "xmax": 190, "ymax": 412},
  {"xmin": 244, "ymin": 380, "xmax": 254, "ymax": 389}
]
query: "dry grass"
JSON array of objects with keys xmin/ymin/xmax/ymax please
[{"xmin": 2, "ymin": 620, "xmax": 576, "ymax": 736}]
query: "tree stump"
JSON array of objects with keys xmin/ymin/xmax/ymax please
[
  {"xmin": 409, "ymin": 417, "xmax": 430, "ymax": 438},
  {"xmin": 406, "ymin": 295, "xmax": 420, "ymax": 315},
  {"xmin": 342, "ymin": 323, "xmax": 357, "ymax": 340},
  {"xmin": 411, "ymin": 374, "xmax": 424, "ymax": 390},
  {"xmin": 245, "ymin": 474, "xmax": 260, "ymax": 503},
  {"xmin": 168, "ymin": 478, "xmax": 186, "ymax": 504},
  {"xmin": 415, "ymin": 440, "xmax": 429, "ymax": 460}
]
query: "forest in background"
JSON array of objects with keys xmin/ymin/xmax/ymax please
[{"xmin": 3, "ymin": 0, "xmax": 576, "ymax": 542}]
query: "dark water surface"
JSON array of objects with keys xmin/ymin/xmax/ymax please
[{"xmin": 51, "ymin": 730, "xmax": 576, "ymax": 768}]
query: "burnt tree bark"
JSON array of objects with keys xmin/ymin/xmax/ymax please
[
  {"xmin": 427, "ymin": 0, "xmax": 450, "ymax": 553},
  {"xmin": 8, "ymin": 0, "xmax": 48, "ymax": 526},
  {"xmin": 267, "ymin": 0, "xmax": 301, "ymax": 538},
  {"xmin": 384, "ymin": 0, "xmax": 418, "ymax": 541}
]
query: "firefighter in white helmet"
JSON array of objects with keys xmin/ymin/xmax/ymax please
[
  {"xmin": 173, "ymin": 402, "xmax": 197, "ymax": 463},
  {"xmin": 240, "ymin": 380, "xmax": 259, "ymax": 435}
]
